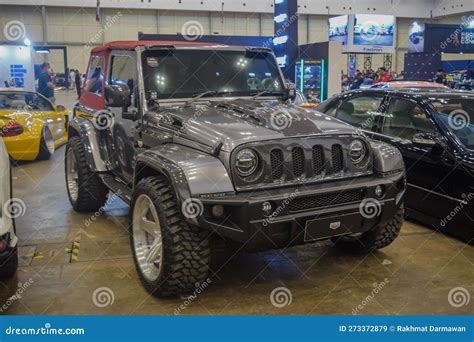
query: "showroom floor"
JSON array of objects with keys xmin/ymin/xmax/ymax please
[{"xmin": 1, "ymin": 90, "xmax": 473, "ymax": 315}]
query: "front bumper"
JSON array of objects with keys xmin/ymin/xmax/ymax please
[{"xmin": 196, "ymin": 172, "xmax": 405, "ymax": 251}]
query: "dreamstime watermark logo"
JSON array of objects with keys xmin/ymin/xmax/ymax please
[
  {"xmin": 270, "ymin": 287, "xmax": 293, "ymax": 308},
  {"xmin": 262, "ymin": 190, "xmax": 298, "ymax": 227},
  {"xmin": 174, "ymin": 278, "xmax": 212, "ymax": 315},
  {"xmin": 92, "ymin": 110, "xmax": 115, "ymax": 130},
  {"xmin": 360, "ymin": 21, "xmax": 380, "ymax": 42},
  {"xmin": 440, "ymin": 15, "xmax": 474, "ymax": 50},
  {"xmin": 3, "ymin": 20, "xmax": 26, "ymax": 41},
  {"xmin": 85, "ymin": 192, "xmax": 121, "ymax": 227},
  {"xmin": 85, "ymin": 12, "xmax": 122, "ymax": 48},
  {"xmin": 440, "ymin": 192, "xmax": 473, "ymax": 227},
  {"xmin": 3, "ymin": 198, "xmax": 26, "ymax": 219},
  {"xmin": 352, "ymin": 278, "xmax": 389, "ymax": 315},
  {"xmin": 92, "ymin": 287, "xmax": 115, "ymax": 308},
  {"xmin": 0, "ymin": 278, "xmax": 34, "ymax": 313},
  {"xmin": 359, "ymin": 198, "xmax": 382, "ymax": 219},
  {"xmin": 181, "ymin": 21, "xmax": 204, "ymax": 41},
  {"xmin": 448, "ymin": 109, "xmax": 470, "ymax": 130},
  {"xmin": 448, "ymin": 287, "xmax": 470, "ymax": 308},
  {"xmin": 270, "ymin": 109, "xmax": 292, "ymax": 130},
  {"xmin": 181, "ymin": 198, "xmax": 204, "ymax": 219}
]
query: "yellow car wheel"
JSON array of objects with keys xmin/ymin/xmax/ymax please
[{"xmin": 37, "ymin": 126, "xmax": 55, "ymax": 160}]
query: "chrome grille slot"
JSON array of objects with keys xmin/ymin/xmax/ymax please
[
  {"xmin": 292, "ymin": 147, "xmax": 305, "ymax": 177},
  {"xmin": 270, "ymin": 149, "xmax": 284, "ymax": 180},
  {"xmin": 288, "ymin": 189, "xmax": 364, "ymax": 212},
  {"xmin": 331, "ymin": 144, "xmax": 344, "ymax": 173},
  {"xmin": 312, "ymin": 145, "xmax": 324, "ymax": 175}
]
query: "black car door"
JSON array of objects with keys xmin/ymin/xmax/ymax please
[{"xmin": 375, "ymin": 94, "xmax": 458, "ymax": 220}]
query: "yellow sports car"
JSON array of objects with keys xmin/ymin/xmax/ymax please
[{"xmin": 0, "ymin": 90, "xmax": 69, "ymax": 160}]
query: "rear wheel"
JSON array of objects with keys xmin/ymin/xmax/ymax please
[
  {"xmin": 131, "ymin": 176, "xmax": 211, "ymax": 297},
  {"xmin": 36, "ymin": 126, "xmax": 55, "ymax": 160},
  {"xmin": 65, "ymin": 136, "xmax": 108, "ymax": 212},
  {"xmin": 0, "ymin": 247, "xmax": 18, "ymax": 279},
  {"xmin": 332, "ymin": 205, "xmax": 404, "ymax": 254}
]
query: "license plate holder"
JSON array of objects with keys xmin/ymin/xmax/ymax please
[{"xmin": 304, "ymin": 212, "xmax": 363, "ymax": 242}]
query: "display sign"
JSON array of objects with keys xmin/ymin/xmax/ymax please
[
  {"xmin": 295, "ymin": 60, "xmax": 322, "ymax": 91},
  {"xmin": 329, "ymin": 15, "xmax": 348, "ymax": 45},
  {"xmin": 273, "ymin": 0, "xmax": 298, "ymax": 81},
  {"xmin": 408, "ymin": 21, "xmax": 425, "ymax": 53},
  {"xmin": 424, "ymin": 22, "xmax": 474, "ymax": 54},
  {"xmin": 328, "ymin": 14, "xmax": 396, "ymax": 54}
]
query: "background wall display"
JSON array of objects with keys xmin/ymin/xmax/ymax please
[
  {"xmin": 424, "ymin": 23, "xmax": 474, "ymax": 54},
  {"xmin": 273, "ymin": 0, "xmax": 299, "ymax": 82},
  {"xmin": 328, "ymin": 14, "xmax": 396, "ymax": 54},
  {"xmin": 403, "ymin": 52, "xmax": 441, "ymax": 81},
  {"xmin": 408, "ymin": 21, "xmax": 425, "ymax": 53},
  {"xmin": 329, "ymin": 15, "xmax": 349, "ymax": 46}
]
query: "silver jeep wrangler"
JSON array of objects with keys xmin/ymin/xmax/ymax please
[{"xmin": 66, "ymin": 41, "xmax": 405, "ymax": 297}]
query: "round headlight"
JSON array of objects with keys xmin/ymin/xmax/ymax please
[
  {"xmin": 349, "ymin": 139, "xmax": 366, "ymax": 166},
  {"xmin": 235, "ymin": 148, "xmax": 259, "ymax": 177}
]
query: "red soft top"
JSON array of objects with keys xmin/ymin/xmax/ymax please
[{"xmin": 91, "ymin": 40, "xmax": 224, "ymax": 53}]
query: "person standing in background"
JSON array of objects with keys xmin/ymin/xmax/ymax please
[
  {"xmin": 69, "ymin": 68, "xmax": 76, "ymax": 90},
  {"xmin": 38, "ymin": 63, "xmax": 55, "ymax": 103},
  {"xmin": 75, "ymin": 69, "xmax": 82, "ymax": 99}
]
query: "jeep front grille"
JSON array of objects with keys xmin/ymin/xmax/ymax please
[
  {"xmin": 288, "ymin": 189, "xmax": 364, "ymax": 212},
  {"xmin": 332, "ymin": 144, "xmax": 344, "ymax": 173},
  {"xmin": 270, "ymin": 149, "xmax": 284, "ymax": 180},
  {"xmin": 292, "ymin": 147, "xmax": 305, "ymax": 178},
  {"xmin": 232, "ymin": 135, "xmax": 373, "ymax": 191}
]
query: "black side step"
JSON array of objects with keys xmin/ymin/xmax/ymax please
[{"xmin": 99, "ymin": 174, "xmax": 133, "ymax": 205}]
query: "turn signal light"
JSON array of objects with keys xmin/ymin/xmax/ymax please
[
  {"xmin": 0, "ymin": 240, "xmax": 6, "ymax": 252},
  {"xmin": 1, "ymin": 120, "xmax": 24, "ymax": 137}
]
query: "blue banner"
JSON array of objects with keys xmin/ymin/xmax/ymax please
[{"xmin": 0, "ymin": 316, "xmax": 472, "ymax": 341}]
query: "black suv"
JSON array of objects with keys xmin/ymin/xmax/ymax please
[
  {"xmin": 317, "ymin": 89, "xmax": 473, "ymax": 243},
  {"xmin": 65, "ymin": 41, "xmax": 406, "ymax": 296}
]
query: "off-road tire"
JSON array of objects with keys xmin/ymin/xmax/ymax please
[
  {"xmin": 332, "ymin": 205, "xmax": 404, "ymax": 254},
  {"xmin": 0, "ymin": 247, "xmax": 18, "ymax": 279},
  {"xmin": 131, "ymin": 176, "xmax": 211, "ymax": 297},
  {"xmin": 65, "ymin": 136, "xmax": 108, "ymax": 212},
  {"xmin": 37, "ymin": 126, "xmax": 55, "ymax": 160}
]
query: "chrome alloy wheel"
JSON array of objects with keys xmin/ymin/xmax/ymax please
[
  {"xmin": 44, "ymin": 128, "xmax": 55, "ymax": 155},
  {"xmin": 66, "ymin": 148, "xmax": 79, "ymax": 202},
  {"xmin": 132, "ymin": 194, "xmax": 163, "ymax": 282}
]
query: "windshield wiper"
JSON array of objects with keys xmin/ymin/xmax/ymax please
[
  {"xmin": 251, "ymin": 90, "xmax": 285, "ymax": 100},
  {"xmin": 186, "ymin": 90, "xmax": 219, "ymax": 105}
]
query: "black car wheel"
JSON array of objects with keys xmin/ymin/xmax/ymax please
[
  {"xmin": 0, "ymin": 247, "xmax": 18, "ymax": 279},
  {"xmin": 65, "ymin": 136, "xmax": 108, "ymax": 212}
]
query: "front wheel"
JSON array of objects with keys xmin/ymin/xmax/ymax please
[
  {"xmin": 332, "ymin": 205, "xmax": 404, "ymax": 254},
  {"xmin": 65, "ymin": 137, "xmax": 108, "ymax": 212},
  {"xmin": 36, "ymin": 126, "xmax": 55, "ymax": 160},
  {"xmin": 0, "ymin": 247, "xmax": 18, "ymax": 279},
  {"xmin": 131, "ymin": 176, "xmax": 211, "ymax": 297}
]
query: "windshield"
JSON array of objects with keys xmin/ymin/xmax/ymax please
[
  {"xmin": 0, "ymin": 93, "xmax": 53, "ymax": 111},
  {"xmin": 430, "ymin": 97, "xmax": 474, "ymax": 150},
  {"xmin": 141, "ymin": 49, "xmax": 284, "ymax": 99}
]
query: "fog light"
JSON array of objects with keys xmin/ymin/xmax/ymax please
[
  {"xmin": 375, "ymin": 185, "xmax": 385, "ymax": 198},
  {"xmin": 211, "ymin": 205, "xmax": 225, "ymax": 218},
  {"xmin": 262, "ymin": 201, "xmax": 273, "ymax": 216}
]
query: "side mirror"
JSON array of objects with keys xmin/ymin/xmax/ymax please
[
  {"xmin": 412, "ymin": 132, "xmax": 436, "ymax": 146},
  {"xmin": 105, "ymin": 84, "xmax": 131, "ymax": 108},
  {"xmin": 56, "ymin": 105, "xmax": 66, "ymax": 112},
  {"xmin": 412, "ymin": 132, "xmax": 443, "ymax": 153}
]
